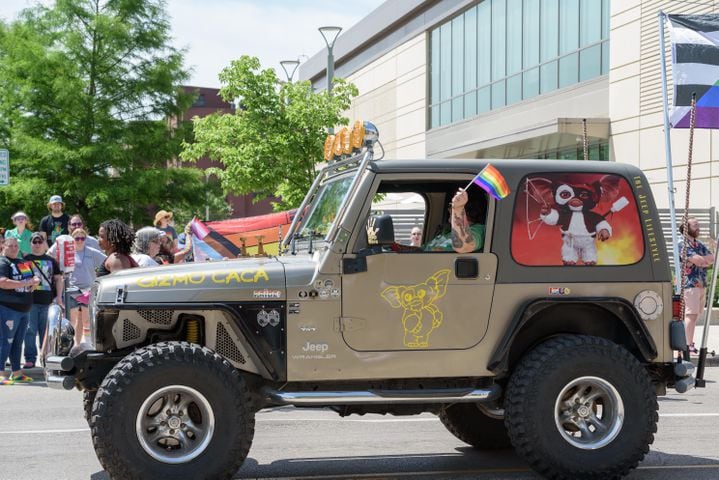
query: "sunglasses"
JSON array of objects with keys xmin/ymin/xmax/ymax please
[
  {"xmin": 31, "ymin": 240, "xmax": 45, "ymax": 245},
  {"xmin": 70, "ymin": 222, "xmax": 83, "ymax": 227},
  {"xmin": 13, "ymin": 217, "xmax": 27, "ymax": 221},
  {"xmin": 73, "ymin": 236, "xmax": 87, "ymax": 241}
]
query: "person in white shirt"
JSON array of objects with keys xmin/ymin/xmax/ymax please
[{"xmin": 131, "ymin": 227, "xmax": 162, "ymax": 268}]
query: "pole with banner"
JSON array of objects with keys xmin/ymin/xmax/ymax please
[{"xmin": 658, "ymin": 12, "xmax": 682, "ymax": 293}]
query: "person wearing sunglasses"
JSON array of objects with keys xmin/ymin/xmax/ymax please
[
  {"xmin": 0, "ymin": 237, "xmax": 40, "ymax": 385},
  {"xmin": 68, "ymin": 214, "xmax": 100, "ymax": 250},
  {"xmin": 6, "ymin": 211, "xmax": 33, "ymax": 257},
  {"xmin": 22, "ymin": 232, "xmax": 64, "ymax": 369},
  {"xmin": 48, "ymin": 228, "xmax": 106, "ymax": 344}
]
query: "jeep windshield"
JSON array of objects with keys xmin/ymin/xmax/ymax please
[{"xmin": 295, "ymin": 175, "xmax": 353, "ymax": 250}]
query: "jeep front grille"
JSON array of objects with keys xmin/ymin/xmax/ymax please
[
  {"xmin": 122, "ymin": 318, "xmax": 141, "ymax": 342},
  {"xmin": 138, "ymin": 309, "xmax": 174, "ymax": 326},
  {"xmin": 216, "ymin": 323, "xmax": 246, "ymax": 364}
]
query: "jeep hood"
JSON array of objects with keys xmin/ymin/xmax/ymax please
[{"xmin": 94, "ymin": 257, "xmax": 287, "ymax": 304}]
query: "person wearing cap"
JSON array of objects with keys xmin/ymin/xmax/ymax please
[
  {"xmin": 22, "ymin": 232, "xmax": 63, "ymax": 369},
  {"xmin": 6, "ymin": 211, "xmax": 33, "ymax": 256},
  {"xmin": 154, "ymin": 210, "xmax": 178, "ymax": 249},
  {"xmin": 39, "ymin": 195, "xmax": 70, "ymax": 245}
]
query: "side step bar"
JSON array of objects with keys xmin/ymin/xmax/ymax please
[{"xmin": 264, "ymin": 385, "xmax": 501, "ymax": 406}]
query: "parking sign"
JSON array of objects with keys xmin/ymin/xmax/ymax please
[{"xmin": 0, "ymin": 149, "xmax": 8, "ymax": 185}]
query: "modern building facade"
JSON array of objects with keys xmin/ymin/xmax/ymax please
[{"xmin": 299, "ymin": 0, "xmax": 719, "ymax": 210}]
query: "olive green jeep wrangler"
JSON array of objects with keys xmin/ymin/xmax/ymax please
[{"xmin": 43, "ymin": 122, "xmax": 695, "ymax": 480}]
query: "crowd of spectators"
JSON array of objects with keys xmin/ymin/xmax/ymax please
[{"xmin": 0, "ymin": 195, "xmax": 191, "ymax": 385}]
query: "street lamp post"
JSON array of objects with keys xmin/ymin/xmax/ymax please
[
  {"xmin": 319, "ymin": 26, "xmax": 342, "ymax": 134},
  {"xmin": 279, "ymin": 59, "xmax": 300, "ymax": 83},
  {"xmin": 318, "ymin": 26, "xmax": 342, "ymax": 95}
]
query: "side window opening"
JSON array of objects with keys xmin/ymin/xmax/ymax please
[{"xmin": 354, "ymin": 181, "xmax": 489, "ymax": 254}]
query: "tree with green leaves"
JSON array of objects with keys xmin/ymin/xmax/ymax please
[
  {"xmin": 0, "ymin": 0, "xmax": 225, "ymax": 230},
  {"xmin": 181, "ymin": 55, "xmax": 359, "ymax": 210}
]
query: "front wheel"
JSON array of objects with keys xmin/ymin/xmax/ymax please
[
  {"xmin": 91, "ymin": 342, "xmax": 255, "ymax": 480},
  {"xmin": 504, "ymin": 335, "xmax": 657, "ymax": 480}
]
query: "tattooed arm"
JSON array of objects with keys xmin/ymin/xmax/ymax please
[{"xmin": 450, "ymin": 189, "xmax": 478, "ymax": 253}]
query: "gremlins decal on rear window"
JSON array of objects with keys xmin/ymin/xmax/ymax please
[{"xmin": 512, "ymin": 173, "xmax": 644, "ymax": 266}]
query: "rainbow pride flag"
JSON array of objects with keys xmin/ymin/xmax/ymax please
[
  {"xmin": 471, "ymin": 164, "xmax": 510, "ymax": 200},
  {"xmin": 18, "ymin": 261, "xmax": 33, "ymax": 278}
]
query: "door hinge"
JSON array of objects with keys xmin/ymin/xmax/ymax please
[{"xmin": 334, "ymin": 317, "xmax": 366, "ymax": 332}]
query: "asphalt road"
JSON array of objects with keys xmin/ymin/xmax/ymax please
[{"xmin": 1, "ymin": 368, "xmax": 718, "ymax": 480}]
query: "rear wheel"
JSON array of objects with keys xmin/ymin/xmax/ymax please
[
  {"xmin": 91, "ymin": 342, "xmax": 255, "ymax": 480},
  {"xmin": 439, "ymin": 403, "xmax": 511, "ymax": 449},
  {"xmin": 505, "ymin": 335, "xmax": 657, "ymax": 480}
]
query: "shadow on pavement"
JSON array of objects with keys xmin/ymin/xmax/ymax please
[{"xmin": 232, "ymin": 448, "xmax": 534, "ymax": 479}]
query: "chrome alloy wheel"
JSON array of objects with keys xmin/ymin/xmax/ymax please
[
  {"xmin": 554, "ymin": 376, "xmax": 624, "ymax": 450},
  {"xmin": 136, "ymin": 385, "xmax": 215, "ymax": 464}
]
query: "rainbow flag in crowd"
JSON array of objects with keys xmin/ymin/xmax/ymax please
[
  {"xmin": 471, "ymin": 164, "xmax": 510, "ymax": 200},
  {"xmin": 18, "ymin": 261, "xmax": 33, "ymax": 278},
  {"xmin": 190, "ymin": 210, "xmax": 296, "ymax": 261}
]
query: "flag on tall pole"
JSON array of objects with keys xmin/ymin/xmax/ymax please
[{"xmin": 667, "ymin": 14, "xmax": 719, "ymax": 128}]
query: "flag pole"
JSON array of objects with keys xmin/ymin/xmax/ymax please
[
  {"xmin": 582, "ymin": 118, "xmax": 589, "ymax": 161},
  {"xmin": 659, "ymin": 11, "xmax": 682, "ymax": 294}
]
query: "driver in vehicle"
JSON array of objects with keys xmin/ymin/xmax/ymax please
[{"xmin": 423, "ymin": 188, "xmax": 485, "ymax": 253}]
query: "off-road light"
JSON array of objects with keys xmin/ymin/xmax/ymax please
[
  {"xmin": 341, "ymin": 126, "xmax": 352, "ymax": 154},
  {"xmin": 333, "ymin": 128, "xmax": 346, "ymax": 156},
  {"xmin": 363, "ymin": 121, "xmax": 379, "ymax": 147},
  {"xmin": 324, "ymin": 135, "xmax": 335, "ymax": 161},
  {"xmin": 350, "ymin": 120, "xmax": 364, "ymax": 149}
]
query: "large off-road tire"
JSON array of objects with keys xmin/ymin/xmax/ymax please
[
  {"xmin": 439, "ymin": 403, "xmax": 511, "ymax": 449},
  {"xmin": 83, "ymin": 390, "xmax": 96, "ymax": 424},
  {"xmin": 90, "ymin": 342, "xmax": 255, "ymax": 480},
  {"xmin": 505, "ymin": 335, "xmax": 657, "ymax": 480}
]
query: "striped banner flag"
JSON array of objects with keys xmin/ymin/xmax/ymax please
[{"xmin": 667, "ymin": 14, "xmax": 719, "ymax": 128}]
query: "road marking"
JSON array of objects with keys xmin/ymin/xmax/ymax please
[
  {"xmin": 257, "ymin": 417, "xmax": 440, "ymax": 423},
  {"xmin": 0, "ymin": 428, "xmax": 90, "ymax": 435},
  {"xmin": 4, "ymin": 413, "xmax": 719, "ymax": 435},
  {"xmin": 659, "ymin": 413, "xmax": 719, "ymax": 417}
]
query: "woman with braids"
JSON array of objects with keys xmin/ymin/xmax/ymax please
[{"xmin": 97, "ymin": 219, "xmax": 138, "ymax": 276}]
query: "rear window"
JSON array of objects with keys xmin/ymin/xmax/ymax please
[{"xmin": 511, "ymin": 173, "xmax": 644, "ymax": 266}]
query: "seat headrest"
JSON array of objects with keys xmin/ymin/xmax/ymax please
[{"xmin": 366, "ymin": 214, "xmax": 395, "ymax": 246}]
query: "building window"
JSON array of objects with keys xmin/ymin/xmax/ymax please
[
  {"xmin": 193, "ymin": 94, "xmax": 206, "ymax": 107},
  {"xmin": 428, "ymin": 0, "xmax": 609, "ymax": 129},
  {"xmin": 532, "ymin": 141, "xmax": 610, "ymax": 161}
]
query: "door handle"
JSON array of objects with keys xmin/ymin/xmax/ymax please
[{"xmin": 455, "ymin": 257, "xmax": 479, "ymax": 279}]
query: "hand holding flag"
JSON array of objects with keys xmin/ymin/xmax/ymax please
[{"xmin": 465, "ymin": 164, "xmax": 510, "ymax": 200}]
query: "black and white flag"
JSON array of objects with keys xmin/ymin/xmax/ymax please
[{"xmin": 667, "ymin": 13, "xmax": 719, "ymax": 128}]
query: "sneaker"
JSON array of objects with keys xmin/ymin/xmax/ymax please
[
  {"xmin": 23, "ymin": 361, "xmax": 35, "ymax": 369},
  {"xmin": 1, "ymin": 373, "xmax": 33, "ymax": 385}
]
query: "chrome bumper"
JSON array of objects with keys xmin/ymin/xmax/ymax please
[{"xmin": 42, "ymin": 304, "xmax": 77, "ymax": 390}]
